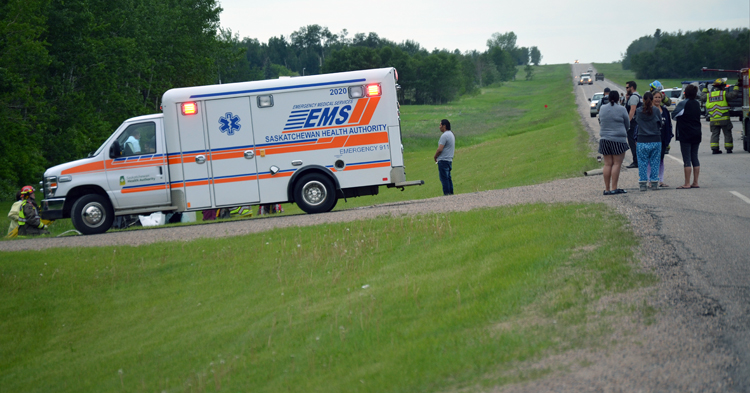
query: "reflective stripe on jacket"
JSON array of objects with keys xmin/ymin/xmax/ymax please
[{"xmin": 706, "ymin": 90, "xmax": 730, "ymax": 122}]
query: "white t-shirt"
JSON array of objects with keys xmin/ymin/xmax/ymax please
[{"xmin": 125, "ymin": 136, "xmax": 141, "ymax": 154}]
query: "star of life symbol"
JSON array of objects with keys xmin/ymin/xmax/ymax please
[{"xmin": 218, "ymin": 112, "xmax": 241, "ymax": 136}]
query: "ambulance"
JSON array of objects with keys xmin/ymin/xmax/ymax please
[{"xmin": 40, "ymin": 68, "xmax": 423, "ymax": 235}]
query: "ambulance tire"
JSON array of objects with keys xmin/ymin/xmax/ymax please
[
  {"xmin": 71, "ymin": 194, "xmax": 114, "ymax": 235},
  {"xmin": 294, "ymin": 173, "xmax": 337, "ymax": 214}
]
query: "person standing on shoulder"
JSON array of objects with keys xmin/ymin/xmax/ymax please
[
  {"xmin": 18, "ymin": 186, "xmax": 50, "ymax": 236},
  {"xmin": 635, "ymin": 92, "xmax": 662, "ymax": 191},
  {"xmin": 703, "ymin": 78, "xmax": 739, "ymax": 154},
  {"xmin": 625, "ymin": 81, "xmax": 642, "ymax": 168},
  {"xmin": 598, "ymin": 90, "xmax": 630, "ymax": 195},
  {"xmin": 673, "ymin": 84, "xmax": 702, "ymax": 189},
  {"xmin": 433, "ymin": 119, "xmax": 455, "ymax": 195}
]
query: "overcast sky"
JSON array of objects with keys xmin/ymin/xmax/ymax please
[{"xmin": 217, "ymin": 0, "xmax": 749, "ymax": 65}]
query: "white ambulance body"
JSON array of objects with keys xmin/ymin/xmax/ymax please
[{"xmin": 41, "ymin": 68, "xmax": 422, "ymax": 234}]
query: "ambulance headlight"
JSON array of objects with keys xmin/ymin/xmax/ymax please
[
  {"xmin": 257, "ymin": 95, "xmax": 274, "ymax": 108},
  {"xmin": 349, "ymin": 86, "xmax": 364, "ymax": 99}
]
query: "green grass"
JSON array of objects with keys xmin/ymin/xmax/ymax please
[
  {"xmin": 0, "ymin": 203, "xmax": 655, "ymax": 392},
  {"xmin": 593, "ymin": 63, "xmax": 686, "ymax": 91}
]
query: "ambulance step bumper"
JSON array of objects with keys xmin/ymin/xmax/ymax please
[{"xmin": 388, "ymin": 180, "xmax": 424, "ymax": 188}]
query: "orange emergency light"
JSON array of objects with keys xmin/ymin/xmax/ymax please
[{"xmin": 182, "ymin": 102, "xmax": 198, "ymax": 115}]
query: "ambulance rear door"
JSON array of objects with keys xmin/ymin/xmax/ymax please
[{"xmin": 205, "ymin": 97, "xmax": 260, "ymax": 206}]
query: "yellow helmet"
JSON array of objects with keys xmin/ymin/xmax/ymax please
[{"xmin": 713, "ymin": 78, "xmax": 725, "ymax": 86}]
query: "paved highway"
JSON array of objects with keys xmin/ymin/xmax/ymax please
[{"xmin": 574, "ymin": 63, "xmax": 750, "ymax": 391}]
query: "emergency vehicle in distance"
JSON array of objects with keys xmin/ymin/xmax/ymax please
[{"xmin": 40, "ymin": 68, "xmax": 423, "ymax": 235}]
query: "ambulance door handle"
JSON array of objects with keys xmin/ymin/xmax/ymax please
[
  {"xmin": 158, "ymin": 166, "xmax": 162, "ymax": 175},
  {"xmin": 244, "ymin": 150, "xmax": 255, "ymax": 159},
  {"xmin": 195, "ymin": 155, "xmax": 206, "ymax": 164}
]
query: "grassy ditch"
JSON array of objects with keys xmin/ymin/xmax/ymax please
[{"xmin": 0, "ymin": 203, "xmax": 655, "ymax": 392}]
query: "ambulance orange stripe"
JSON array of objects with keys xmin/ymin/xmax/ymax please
[
  {"xmin": 121, "ymin": 184, "xmax": 167, "ymax": 194},
  {"xmin": 185, "ymin": 180, "xmax": 210, "ymax": 187},
  {"xmin": 258, "ymin": 172, "xmax": 294, "ymax": 180},
  {"xmin": 347, "ymin": 98, "xmax": 368, "ymax": 124},
  {"xmin": 343, "ymin": 132, "xmax": 389, "ymax": 147},
  {"xmin": 213, "ymin": 175, "xmax": 257, "ymax": 184},
  {"xmin": 344, "ymin": 162, "xmax": 391, "ymax": 171},
  {"xmin": 61, "ymin": 161, "xmax": 105, "ymax": 175},
  {"xmin": 358, "ymin": 97, "xmax": 380, "ymax": 124},
  {"xmin": 317, "ymin": 137, "xmax": 334, "ymax": 143}
]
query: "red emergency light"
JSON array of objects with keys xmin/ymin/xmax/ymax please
[
  {"xmin": 365, "ymin": 84, "xmax": 381, "ymax": 97},
  {"xmin": 182, "ymin": 102, "xmax": 198, "ymax": 115}
]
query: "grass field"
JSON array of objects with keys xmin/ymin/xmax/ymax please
[
  {"xmin": 0, "ymin": 64, "xmax": 659, "ymax": 391},
  {"xmin": 592, "ymin": 63, "xmax": 685, "ymax": 92},
  {"xmin": 0, "ymin": 203, "xmax": 655, "ymax": 392}
]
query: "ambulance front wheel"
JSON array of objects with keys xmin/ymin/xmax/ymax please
[
  {"xmin": 294, "ymin": 174, "xmax": 337, "ymax": 214},
  {"xmin": 71, "ymin": 194, "xmax": 114, "ymax": 235}
]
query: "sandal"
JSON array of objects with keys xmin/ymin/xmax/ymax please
[
  {"xmin": 690, "ymin": 185, "xmax": 700, "ymax": 188},
  {"xmin": 659, "ymin": 183, "xmax": 669, "ymax": 187},
  {"xmin": 603, "ymin": 190, "xmax": 613, "ymax": 195},
  {"xmin": 613, "ymin": 188, "xmax": 627, "ymax": 194},
  {"xmin": 676, "ymin": 185, "xmax": 691, "ymax": 189}
]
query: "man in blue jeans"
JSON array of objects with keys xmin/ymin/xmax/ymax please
[{"xmin": 433, "ymin": 119, "xmax": 455, "ymax": 195}]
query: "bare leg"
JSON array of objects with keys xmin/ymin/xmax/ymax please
[
  {"xmin": 692, "ymin": 166, "xmax": 700, "ymax": 187},
  {"xmin": 602, "ymin": 155, "xmax": 614, "ymax": 191},
  {"xmin": 611, "ymin": 153, "xmax": 625, "ymax": 190},
  {"xmin": 678, "ymin": 167, "xmax": 692, "ymax": 188}
]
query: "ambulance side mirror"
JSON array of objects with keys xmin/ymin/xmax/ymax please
[{"xmin": 110, "ymin": 141, "xmax": 122, "ymax": 158}]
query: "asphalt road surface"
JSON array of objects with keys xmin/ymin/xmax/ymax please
[{"xmin": 574, "ymin": 63, "xmax": 750, "ymax": 391}]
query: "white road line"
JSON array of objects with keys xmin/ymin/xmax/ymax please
[
  {"xmin": 730, "ymin": 191, "xmax": 750, "ymax": 205},
  {"xmin": 665, "ymin": 154, "xmax": 684, "ymax": 165}
]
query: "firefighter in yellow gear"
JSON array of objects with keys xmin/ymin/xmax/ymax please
[
  {"xmin": 703, "ymin": 78, "xmax": 739, "ymax": 154},
  {"xmin": 17, "ymin": 186, "xmax": 50, "ymax": 236}
]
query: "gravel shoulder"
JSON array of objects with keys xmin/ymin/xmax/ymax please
[{"xmin": 1, "ymin": 66, "xmax": 740, "ymax": 391}]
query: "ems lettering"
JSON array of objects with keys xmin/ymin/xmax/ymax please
[
  {"xmin": 317, "ymin": 107, "xmax": 339, "ymax": 127},
  {"xmin": 304, "ymin": 108, "xmax": 322, "ymax": 128}
]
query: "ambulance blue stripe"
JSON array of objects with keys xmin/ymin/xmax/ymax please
[
  {"xmin": 255, "ymin": 138, "xmax": 317, "ymax": 147},
  {"xmin": 188, "ymin": 78, "xmax": 367, "ymax": 99},
  {"xmin": 348, "ymin": 159, "xmax": 391, "ymax": 165},
  {"xmin": 258, "ymin": 169, "xmax": 296, "ymax": 175},
  {"xmin": 122, "ymin": 182, "xmax": 167, "ymax": 189},
  {"xmin": 210, "ymin": 144, "xmax": 255, "ymax": 152},
  {"xmin": 214, "ymin": 173, "xmax": 257, "ymax": 180}
]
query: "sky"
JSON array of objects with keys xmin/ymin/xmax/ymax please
[{"xmin": 217, "ymin": 0, "xmax": 749, "ymax": 65}]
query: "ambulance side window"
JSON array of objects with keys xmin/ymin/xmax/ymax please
[{"xmin": 116, "ymin": 122, "xmax": 156, "ymax": 157}]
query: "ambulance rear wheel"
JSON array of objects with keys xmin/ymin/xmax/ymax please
[
  {"xmin": 294, "ymin": 174, "xmax": 337, "ymax": 214},
  {"xmin": 71, "ymin": 194, "xmax": 114, "ymax": 235}
]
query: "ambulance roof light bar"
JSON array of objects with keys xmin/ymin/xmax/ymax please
[{"xmin": 181, "ymin": 102, "xmax": 198, "ymax": 115}]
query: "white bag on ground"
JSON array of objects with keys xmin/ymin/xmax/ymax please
[
  {"xmin": 181, "ymin": 212, "xmax": 196, "ymax": 223},
  {"xmin": 139, "ymin": 212, "xmax": 166, "ymax": 226}
]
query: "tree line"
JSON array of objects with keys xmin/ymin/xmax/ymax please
[
  {"xmin": 0, "ymin": 0, "xmax": 542, "ymax": 199},
  {"xmin": 621, "ymin": 28, "xmax": 749, "ymax": 79}
]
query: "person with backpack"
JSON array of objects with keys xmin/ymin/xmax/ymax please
[{"xmin": 625, "ymin": 81, "xmax": 642, "ymax": 168}]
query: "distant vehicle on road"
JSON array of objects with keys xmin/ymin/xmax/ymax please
[
  {"xmin": 589, "ymin": 92, "xmax": 605, "ymax": 117},
  {"xmin": 595, "ymin": 73, "xmax": 604, "ymax": 81},
  {"xmin": 587, "ymin": 67, "xmax": 592, "ymax": 72},
  {"xmin": 579, "ymin": 73, "xmax": 593, "ymax": 85},
  {"xmin": 575, "ymin": 60, "xmax": 579, "ymax": 63}
]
